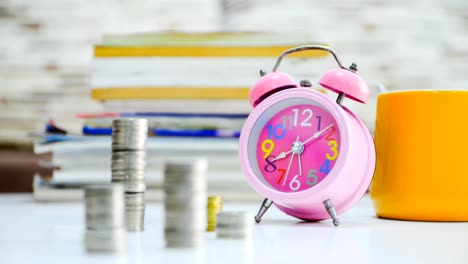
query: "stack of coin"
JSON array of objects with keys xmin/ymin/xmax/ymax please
[
  {"xmin": 124, "ymin": 192, "xmax": 145, "ymax": 232},
  {"xmin": 111, "ymin": 118, "xmax": 148, "ymax": 231},
  {"xmin": 84, "ymin": 184, "xmax": 126, "ymax": 253},
  {"xmin": 207, "ymin": 196, "xmax": 223, "ymax": 232},
  {"xmin": 216, "ymin": 212, "xmax": 253, "ymax": 239},
  {"xmin": 164, "ymin": 159, "xmax": 207, "ymax": 248}
]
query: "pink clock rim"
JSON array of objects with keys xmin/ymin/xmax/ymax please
[{"xmin": 239, "ymin": 88, "xmax": 352, "ymax": 203}]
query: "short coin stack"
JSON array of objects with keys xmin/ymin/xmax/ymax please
[
  {"xmin": 164, "ymin": 159, "xmax": 207, "ymax": 248},
  {"xmin": 111, "ymin": 118, "xmax": 148, "ymax": 232},
  {"xmin": 207, "ymin": 196, "xmax": 223, "ymax": 232},
  {"xmin": 216, "ymin": 212, "xmax": 253, "ymax": 239},
  {"xmin": 84, "ymin": 184, "xmax": 126, "ymax": 253}
]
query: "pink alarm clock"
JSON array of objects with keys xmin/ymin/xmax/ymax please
[{"xmin": 239, "ymin": 45, "xmax": 375, "ymax": 226}]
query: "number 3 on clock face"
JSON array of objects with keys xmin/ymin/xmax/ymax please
[{"xmin": 255, "ymin": 104, "xmax": 341, "ymax": 193}]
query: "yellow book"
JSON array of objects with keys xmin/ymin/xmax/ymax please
[
  {"xmin": 94, "ymin": 32, "xmax": 328, "ymax": 58},
  {"xmin": 91, "ymin": 87, "xmax": 250, "ymax": 101}
]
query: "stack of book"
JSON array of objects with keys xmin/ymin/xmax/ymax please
[{"xmin": 33, "ymin": 32, "xmax": 327, "ymax": 202}]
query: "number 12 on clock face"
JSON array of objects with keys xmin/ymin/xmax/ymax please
[{"xmin": 282, "ymin": 108, "xmax": 322, "ymax": 130}]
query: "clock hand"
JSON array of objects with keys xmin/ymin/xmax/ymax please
[
  {"xmin": 295, "ymin": 136, "xmax": 303, "ymax": 177},
  {"xmin": 282, "ymin": 150, "xmax": 295, "ymax": 186},
  {"xmin": 297, "ymin": 153, "xmax": 302, "ymax": 176},
  {"xmin": 302, "ymin": 124, "xmax": 334, "ymax": 145},
  {"xmin": 272, "ymin": 149, "xmax": 293, "ymax": 162}
]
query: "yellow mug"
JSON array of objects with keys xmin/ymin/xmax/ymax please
[{"xmin": 371, "ymin": 90, "xmax": 468, "ymax": 221}]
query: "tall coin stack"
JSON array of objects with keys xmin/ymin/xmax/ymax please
[
  {"xmin": 84, "ymin": 184, "xmax": 126, "ymax": 253},
  {"xmin": 111, "ymin": 118, "xmax": 148, "ymax": 232},
  {"xmin": 164, "ymin": 159, "xmax": 207, "ymax": 248},
  {"xmin": 216, "ymin": 212, "xmax": 253, "ymax": 239},
  {"xmin": 207, "ymin": 196, "xmax": 223, "ymax": 232}
]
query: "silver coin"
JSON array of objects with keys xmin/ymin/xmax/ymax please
[
  {"xmin": 85, "ymin": 201, "xmax": 124, "ymax": 214},
  {"xmin": 85, "ymin": 192, "xmax": 125, "ymax": 231},
  {"xmin": 111, "ymin": 167, "xmax": 146, "ymax": 175},
  {"xmin": 164, "ymin": 214, "xmax": 204, "ymax": 222},
  {"xmin": 164, "ymin": 201, "xmax": 205, "ymax": 209},
  {"xmin": 85, "ymin": 199, "xmax": 124, "ymax": 211},
  {"xmin": 164, "ymin": 212, "xmax": 204, "ymax": 221},
  {"xmin": 125, "ymin": 208, "xmax": 145, "ymax": 232},
  {"xmin": 164, "ymin": 183, "xmax": 205, "ymax": 190},
  {"xmin": 164, "ymin": 212, "xmax": 204, "ymax": 222},
  {"xmin": 112, "ymin": 141, "xmax": 146, "ymax": 148},
  {"xmin": 164, "ymin": 169, "xmax": 205, "ymax": 176},
  {"xmin": 164, "ymin": 207, "xmax": 205, "ymax": 215},
  {"xmin": 164, "ymin": 159, "xmax": 208, "ymax": 174},
  {"xmin": 84, "ymin": 183, "xmax": 123, "ymax": 197},
  {"xmin": 163, "ymin": 178, "xmax": 206, "ymax": 187},
  {"xmin": 165, "ymin": 240, "xmax": 203, "ymax": 248},
  {"xmin": 112, "ymin": 129, "xmax": 147, "ymax": 137},
  {"xmin": 112, "ymin": 133, "xmax": 147, "ymax": 147},
  {"xmin": 216, "ymin": 212, "xmax": 252, "ymax": 224},
  {"xmin": 86, "ymin": 213, "xmax": 124, "ymax": 230},
  {"xmin": 112, "ymin": 144, "xmax": 146, "ymax": 151},
  {"xmin": 111, "ymin": 179, "xmax": 146, "ymax": 193},
  {"xmin": 112, "ymin": 118, "xmax": 148, "ymax": 126},
  {"xmin": 85, "ymin": 184, "xmax": 124, "ymax": 213},
  {"xmin": 125, "ymin": 192, "xmax": 145, "ymax": 205},
  {"xmin": 163, "ymin": 175, "xmax": 205, "ymax": 182},
  {"xmin": 216, "ymin": 222, "xmax": 253, "ymax": 230},
  {"xmin": 165, "ymin": 221, "xmax": 205, "ymax": 231},
  {"xmin": 124, "ymin": 192, "xmax": 145, "ymax": 232},
  {"xmin": 163, "ymin": 191, "xmax": 206, "ymax": 198},
  {"xmin": 163, "ymin": 187, "xmax": 206, "ymax": 194},
  {"xmin": 84, "ymin": 228, "xmax": 126, "ymax": 253},
  {"xmin": 216, "ymin": 228, "xmax": 252, "ymax": 239},
  {"xmin": 111, "ymin": 170, "xmax": 146, "ymax": 180},
  {"xmin": 111, "ymin": 129, "xmax": 147, "ymax": 136},
  {"xmin": 85, "ymin": 208, "xmax": 124, "ymax": 217},
  {"xmin": 215, "ymin": 211, "xmax": 253, "ymax": 239},
  {"xmin": 165, "ymin": 234, "xmax": 203, "ymax": 248},
  {"xmin": 111, "ymin": 166, "xmax": 146, "ymax": 173},
  {"xmin": 111, "ymin": 162, "xmax": 146, "ymax": 171},
  {"xmin": 164, "ymin": 225, "xmax": 205, "ymax": 233},
  {"xmin": 111, "ymin": 151, "xmax": 146, "ymax": 166},
  {"xmin": 164, "ymin": 191, "xmax": 206, "ymax": 201},
  {"xmin": 112, "ymin": 136, "xmax": 147, "ymax": 149},
  {"xmin": 164, "ymin": 203, "xmax": 205, "ymax": 211},
  {"xmin": 111, "ymin": 165, "xmax": 146, "ymax": 171},
  {"xmin": 111, "ymin": 149, "xmax": 146, "ymax": 158}
]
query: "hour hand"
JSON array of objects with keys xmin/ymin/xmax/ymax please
[{"xmin": 271, "ymin": 149, "xmax": 293, "ymax": 162}]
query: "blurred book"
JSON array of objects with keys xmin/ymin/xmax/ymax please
[
  {"xmin": 90, "ymin": 88, "xmax": 252, "ymax": 114},
  {"xmin": 95, "ymin": 31, "xmax": 328, "ymax": 56}
]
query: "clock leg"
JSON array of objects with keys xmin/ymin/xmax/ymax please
[
  {"xmin": 254, "ymin": 198, "xmax": 273, "ymax": 223},
  {"xmin": 323, "ymin": 199, "xmax": 340, "ymax": 226}
]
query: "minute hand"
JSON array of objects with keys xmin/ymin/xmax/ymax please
[
  {"xmin": 302, "ymin": 124, "xmax": 334, "ymax": 145},
  {"xmin": 271, "ymin": 124, "xmax": 334, "ymax": 162}
]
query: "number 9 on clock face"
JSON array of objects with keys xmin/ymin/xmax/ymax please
[{"xmin": 251, "ymin": 102, "xmax": 341, "ymax": 193}]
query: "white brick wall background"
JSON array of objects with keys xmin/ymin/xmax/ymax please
[{"xmin": 0, "ymin": 0, "xmax": 467, "ymax": 144}]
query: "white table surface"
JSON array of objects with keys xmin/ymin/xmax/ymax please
[{"xmin": 1, "ymin": 194, "xmax": 467, "ymax": 264}]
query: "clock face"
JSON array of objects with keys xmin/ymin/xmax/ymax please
[{"xmin": 252, "ymin": 102, "xmax": 341, "ymax": 193}]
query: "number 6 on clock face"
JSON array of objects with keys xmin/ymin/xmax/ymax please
[{"xmin": 255, "ymin": 104, "xmax": 341, "ymax": 193}]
